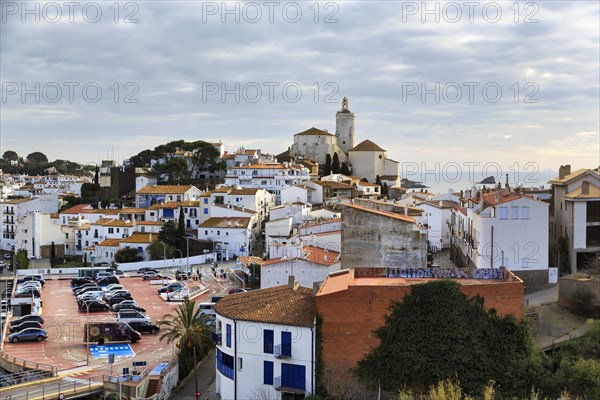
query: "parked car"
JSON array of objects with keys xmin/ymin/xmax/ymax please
[
  {"xmin": 96, "ymin": 276, "xmax": 119, "ymax": 286},
  {"xmin": 79, "ymin": 300, "xmax": 110, "ymax": 312},
  {"xmin": 111, "ymin": 299, "xmax": 137, "ymax": 308},
  {"xmin": 127, "ymin": 321, "xmax": 159, "ymax": 334},
  {"xmin": 73, "ymin": 282, "xmax": 98, "ymax": 294},
  {"xmin": 104, "ymin": 290, "xmax": 131, "ymax": 300},
  {"xmin": 71, "ymin": 277, "xmax": 94, "ymax": 287},
  {"xmin": 83, "ymin": 322, "xmax": 141, "ymax": 344},
  {"xmin": 17, "ymin": 282, "xmax": 42, "ymax": 291},
  {"xmin": 9, "ymin": 328, "xmax": 47, "ymax": 343},
  {"xmin": 3, "ymin": 253, "xmax": 13, "ymax": 260},
  {"xmin": 0, "ymin": 261, "xmax": 6, "ymax": 270},
  {"xmin": 227, "ymin": 287, "xmax": 247, "ymax": 295},
  {"xmin": 103, "ymin": 284, "xmax": 124, "ymax": 293},
  {"xmin": 116, "ymin": 310, "xmax": 151, "ymax": 324},
  {"xmin": 142, "ymin": 271, "xmax": 163, "ymax": 280},
  {"xmin": 10, "ymin": 321, "xmax": 43, "ymax": 333},
  {"xmin": 157, "ymin": 282, "xmax": 184, "ymax": 294},
  {"xmin": 138, "ymin": 267, "xmax": 159, "ymax": 273},
  {"xmin": 17, "ymin": 275, "xmax": 45, "ymax": 286},
  {"xmin": 111, "ymin": 303, "xmax": 146, "ymax": 313},
  {"xmin": 198, "ymin": 302, "xmax": 216, "ymax": 317},
  {"xmin": 77, "ymin": 292, "xmax": 103, "ymax": 304},
  {"xmin": 75, "ymin": 286, "xmax": 101, "ymax": 296},
  {"xmin": 175, "ymin": 271, "xmax": 189, "ymax": 280},
  {"xmin": 108, "ymin": 294, "xmax": 134, "ymax": 306},
  {"xmin": 14, "ymin": 289, "xmax": 41, "ymax": 298},
  {"xmin": 94, "ymin": 272, "xmax": 114, "ymax": 282},
  {"xmin": 10, "ymin": 314, "xmax": 44, "ymax": 326}
]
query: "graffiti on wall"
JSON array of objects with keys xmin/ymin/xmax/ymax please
[{"xmin": 386, "ymin": 267, "xmax": 505, "ymax": 280}]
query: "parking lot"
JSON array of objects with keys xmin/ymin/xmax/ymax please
[{"xmin": 2, "ymin": 266, "xmax": 231, "ymax": 375}]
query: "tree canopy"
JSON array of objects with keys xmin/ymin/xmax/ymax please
[
  {"xmin": 332, "ymin": 152, "xmax": 341, "ymax": 174},
  {"xmin": 26, "ymin": 151, "xmax": 48, "ymax": 164},
  {"xmin": 2, "ymin": 150, "xmax": 18, "ymax": 161},
  {"xmin": 356, "ymin": 280, "xmax": 543, "ymax": 398},
  {"xmin": 324, "ymin": 154, "xmax": 332, "ymax": 176}
]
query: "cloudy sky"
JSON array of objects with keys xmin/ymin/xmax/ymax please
[{"xmin": 1, "ymin": 1, "xmax": 599, "ymax": 177}]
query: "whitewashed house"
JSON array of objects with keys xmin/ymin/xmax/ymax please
[
  {"xmin": 198, "ymin": 217, "xmax": 253, "ymax": 260},
  {"xmin": 214, "ymin": 283, "xmax": 316, "ymax": 400},
  {"xmin": 261, "ymin": 245, "xmax": 341, "ymax": 289},
  {"xmin": 416, "ymin": 200, "xmax": 460, "ymax": 250}
]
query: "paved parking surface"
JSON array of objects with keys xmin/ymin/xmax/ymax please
[{"xmin": 2, "ymin": 265, "xmax": 234, "ymax": 379}]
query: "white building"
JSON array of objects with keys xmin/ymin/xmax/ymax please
[
  {"xmin": 416, "ymin": 200, "xmax": 460, "ymax": 250},
  {"xmin": 135, "ymin": 185, "xmax": 203, "ymax": 208},
  {"xmin": 14, "ymin": 211, "xmax": 65, "ymax": 259},
  {"xmin": 198, "ymin": 217, "xmax": 253, "ymax": 260},
  {"xmin": 224, "ymin": 163, "xmax": 311, "ymax": 205},
  {"xmin": 261, "ymin": 245, "xmax": 341, "ymax": 289},
  {"xmin": 549, "ymin": 165, "xmax": 600, "ymax": 271},
  {"xmin": 451, "ymin": 187, "xmax": 549, "ymax": 275},
  {"xmin": 214, "ymin": 284, "xmax": 316, "ymax": 400},
  {"xmin": 289, "ymin": 97, "xmax": 355, "ymax": 166},
  {"xmin": 0, "ymin": 194, "xmax": 59, "ymax": 251},
  {"xmin": 355, "ymin": 181, "xmax": 381, "ymax": 198},
  {"xmin": 348, "ymin": 140, "xmax": 400, "ymax": 186}
]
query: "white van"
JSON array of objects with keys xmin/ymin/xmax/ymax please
[{"xmin": 198, "ymin": 302, "xmax": 216, "ymax": 317}]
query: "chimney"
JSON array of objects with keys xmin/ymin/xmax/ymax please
[
  {"xmin": 505, "ymin": 174, "xmax": 509, "ymax": 189},
  {"xmin": 312, "ymin": 281, "xmax": 320, "ymax": 295},
  {"xmin": 559, "ymin": 165, "xmax": 571, "ymax": 179},
  {"xmin": 288, "ymin": 275, "xmax": 295, "ymax": 288},
  {"xmin": 582, "ymin": 181, "xmax": 590, "ymax": 195}
]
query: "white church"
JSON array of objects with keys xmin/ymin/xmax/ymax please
[{"xmin": 288, "ymin": 97, "xmax": 401, "ymax": 186}]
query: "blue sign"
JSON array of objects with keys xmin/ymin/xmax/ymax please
[{"xmin": 89, "ymin": 344, "xmax": 135, "ymax": 359}]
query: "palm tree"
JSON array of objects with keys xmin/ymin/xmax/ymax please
[{"xmin": 158, "ymin": 299, "xmax": 213, "ymax": 386}]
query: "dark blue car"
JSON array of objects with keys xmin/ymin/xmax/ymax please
[{"xmin": 9, "ymin": 328, "xmax": 48, "ymax": 343}]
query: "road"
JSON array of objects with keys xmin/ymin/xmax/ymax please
[{"xmin": 171, "ymin": 348, "xmax": 218, "ymax": 400}]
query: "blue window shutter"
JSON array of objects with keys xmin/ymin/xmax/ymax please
[
  {"xmin": 264, "ymin": 361, "xmax": 274, "ymax": 385},
  {"xmin": 226, "ymin": 324, "xmax": 232, "ymax": 347},
  {"xmin": 204, "ymin": 198, "xmax": 208, "ymax": 204},
  {"xmin": 264, "ymin": 329, "xmax": 274, "ymax": 353},
  {"xmin": 204, "ymin": 208, "xmax": 208, "ymax": 215}
]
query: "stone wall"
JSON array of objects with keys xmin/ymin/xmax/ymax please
[{"xmin": 558, "ymin": 274, "xmax": 600, "ymax": 308}]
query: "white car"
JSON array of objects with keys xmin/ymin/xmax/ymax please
[
  {"xmin": 103, "ymin": 284, "xmax": 124, "ymax": 293},
  {"xmin": 116, "ymin": 310, "xmax": 151, "ymax": 324}
]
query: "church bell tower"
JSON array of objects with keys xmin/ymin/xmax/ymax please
[{"xmin": 336, "ymin": 97, "xmax": 356, "ymax": 155}]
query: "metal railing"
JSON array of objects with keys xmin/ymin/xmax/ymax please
[
  {"xmin": 1, "ymin": 375, "xmax": 105, "ymax": 400},
  {"xmin": 274, "ymin": 344, "xmax": 292, "ymax": 358},
  {"xmin": 0, "ymin": 369, "xmax": 54, "ymax": 387},
  {"xmin": 0, "ymin": 351, "xmax": 58, "ymax": 376},
  {"xmin": 273, "ymin": 376, "xmax": 306, "ymax": 392}
]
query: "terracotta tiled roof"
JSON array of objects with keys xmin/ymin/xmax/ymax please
[
  {"xmin": 349, "ymin": 140, "xmax": 385, "ymax": 152},
  {"xmin": 1, "ymin": 198, "xmax": 33, "ymax": 205},
  {"xmin": 214, "ymin": 285, "xmax": 316, "ymax": 327},
  {"xmin": 136, "ymin": 221, "xmax": 164, "ymax": 226},
  {"xmin": 74, "ymin": 223, "xmax": 90, "ymax": 230},
  {"xmin": 357, "ymin": 182, "xmax": 380, "ymax": 187},
  {"xmin": 549, "ymin": 169, "xmax": 599, "ymax": 184},
  {"xmin": 294, "ymin": 127, "xmax": 334, "ymax": 137},
  {"xmin": 94, "ymin": 218, "xmax": 135, "ymax": 227},
  {"xmin": 238, "ymin": 256, "xmax": 265, "ymax": 266},
  {"xmin": 302, "ymin": 218, "xmax": 342, "ymax": 228},
  {"xmin": 120, "ymin": 232, "xmax": 159, "ymax": 244},
  {"xmin": 199, "ymin": 217, "xmax": 251, "ymax": 228},
  {"xmin": 380, "ymin": 175, "xmax": 399, "ymax": 180},
  {"xmin": 265, "ymin": 245, "xmax": 340, "ymax": 267},
  {"xmin": 344, "ymin": 203, "xmax": 415, "ymax": 223},
  {"xmin": 418, "ymin": 200, "xmax": 461, "ymax": 209},
  {"xmin": 118, "ymin": 208, "xmax": 146, "ymax": 214},
  {"xmin": 565, "ymin": 182, "xmax": 600, "ymax": 199},
  {"xmin": 229, "ymin": 188, "xmax": 261, "ymax": 195},
  {"xmin": 313, "ymin": 181, "xmax": 354, "ymax": 189},
  {"xmin": 60, "ymin": 204, "xmax": 94, "ymax": 214},
  {"xmin": 137, "ymin": 185, "xmax": 197, "ymax": 195},
  {"xmin": 97, "ymin": 239, "xmax": 121, "ymax": 247}
]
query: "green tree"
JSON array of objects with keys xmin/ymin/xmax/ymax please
[
  {"xmin": 154, "ymin": 157, "xmax": 190, "ymax": 183},
  {"xmin": 184, "ymin": 140, "xmax": 225, "ymax": 177},
  {"xmin": 130, "ymin": 149, "xmax": 154, "ymax": 168},
  {"xmin": 158, "ymin": 299, "xmax": 214, "ymax": 378},
  {"xmin": 356, "ymin": 280, "xmax": 543, "ymax": 398},
  {"xmin": 375, "ymin": 175, "xmax": 382, "ymax": 186},
  {"xmin": 159, "ymin": 221, "xmax": 180, "ymax": 247},
  {"xmin": 324, "ymin": 154, "xmax": 332, "ymax": 176},
  {"xmin": 382, "ymin": 182, "xmax": 389, "ymax": 197},
  {"xmin": 147, "ymin": 240, "xmax": 174, "ymax": 260},
  {"xmin": 26, "ymin": 151, "xmax": 48, "ymax": 164},
  {"xmin": 94, "ymin": 166, "xmax": 99, "ymax": 185},
  {"xmin": 332, "ymin": 152, "xmax": 341, "ymax": 174},
  {"xmin": 50, "ymin": 242, "xmax": 56, "ymax": 259},
  {"xmin": 114, "ymin": 248, "xmax": 143, "ymax": 263},
  {"xmin": 2, "ymin": 150, "xmax": 18, "ymax": 162},
  {"xmin": 16, "ymin": 249, "xmax": 29, "ymax": 269},
  {"xmin": 341, "ymin": 162, "xmax": 351, "ymax": 176}
]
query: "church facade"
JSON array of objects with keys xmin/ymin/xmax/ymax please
[{"xmin": 288, "ymin": 97, "xmax": 400, "ymax": 186}]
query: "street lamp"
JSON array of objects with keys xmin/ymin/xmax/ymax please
[
  {"xmin": 184, "ymin": 235, "xmax": 191, "ymax": 274},
  {"xmin": 84, "ymin": 301, "xmax": 93, "ymax": 366},
  {"xmin": 173, "ymin": 249, "xmax": 183, "ymax": 271},
  {"xmin": 158, "ymin": 240, "xmax": 167, "ymax": 270}
]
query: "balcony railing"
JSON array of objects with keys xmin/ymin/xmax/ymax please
[
  {"xmin": 274, "ymin": 344, "xmax": 292, "ymax": 358},
  {"xmin": 212, "ymin": 330, "xmax": 222, "ymax": 345},
  {"xmin": 274, "ymin": 376, "xmax": 305, "ymax": 393}
]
